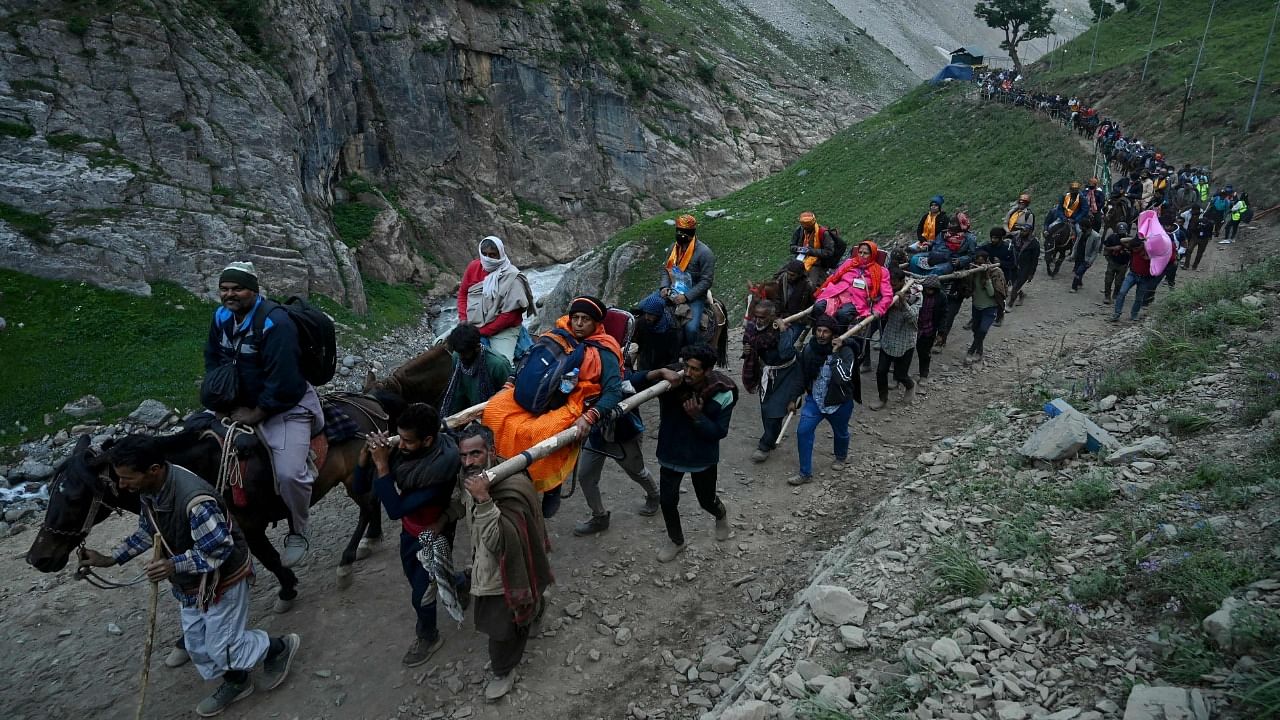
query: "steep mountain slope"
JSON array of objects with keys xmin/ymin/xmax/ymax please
[{"xmin": 0, "ymin": 0, "xmax": 913, "ymax": 304}]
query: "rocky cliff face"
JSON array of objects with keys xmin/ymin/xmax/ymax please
[{"xmin": 0, "ymin": 0, "xmax": 913, "ymax": 304}]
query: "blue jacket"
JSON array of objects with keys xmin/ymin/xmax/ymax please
[{"xmin": 203, "ymin": 297, "xmax": 307, "ymax": 414}]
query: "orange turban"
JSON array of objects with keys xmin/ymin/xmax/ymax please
[
  {"xmin": 675, "ymin": 214, "xmax": 697, "ymax": 230},
  {"xmin": 798, "ymin": 211, "xmax": 816, "ymax": 227}
]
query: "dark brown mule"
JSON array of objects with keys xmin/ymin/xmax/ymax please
[
  {"xmin": 364, "ymin": 344, "xmax": 455, "ymax": 405},
  {"xmin": 26, "ymin": 393, "xmax": 400, "ymax": 612}
]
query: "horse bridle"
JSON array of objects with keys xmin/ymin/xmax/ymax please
[{"xmin": 38, "ymin": 466, "xmax": 147, "ymax": 589}]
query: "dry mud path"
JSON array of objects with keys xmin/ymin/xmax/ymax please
[{"xmin": 0, "ymin": 240, "xmax": 1244, "ymax": 720}]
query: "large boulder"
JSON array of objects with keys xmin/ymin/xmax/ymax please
[
  {"xmin": 1121, "ymin": 685, "xmax": 1209, "ymax": 720},
  {"xmin": 719, "ymin": 700, "xmax": 772, "ymax": 720},
  {"xmin": 9, "ymin": 460, "xmax": 55, "ymax": 483},
  {"xmin": 128, "ymin": 399, "xmax": 174, "ymax": 429},
  {"xmin": 807, "ymin": 585, "xmax": 868, "ymax": 626},
  {"xmin": 1019, "ymin": 413, "xmax": 1087, "ymax": 462},
  {"xmin": 1107, "ymin": 436, "xmax": 1173, "ymax": 465},
  {"xmin": 61, "ymin": 394, "xmax": 104, "ymax": 418},
  {"xmin": 1202, "ymin": 596, "xmax": 1246, "ymax": 652}
]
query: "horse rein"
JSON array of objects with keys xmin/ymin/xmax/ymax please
[{"xmin": 37, "ymin": 467, "xmax": 149, "ymax": 590}]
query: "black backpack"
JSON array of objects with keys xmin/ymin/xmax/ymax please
[
  {"xmin": 254, "ymin": 297, "xmax": 338, "ymax": 387},
  {"xmin": 512, "ymin": 328, "xmax": 601, "ymax": 414},
  {"xmin": 820, "ymin": 227, "xmax": 848, "ymax": 269}
]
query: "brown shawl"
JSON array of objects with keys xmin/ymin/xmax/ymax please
[{"xmin": 492, "ymin": 470, "xmax": 554, "ymax": 624}]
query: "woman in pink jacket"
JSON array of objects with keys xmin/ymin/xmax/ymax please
[{"xmin": 814, "ymin": 240, "xmax": 895, "ymax": 320}]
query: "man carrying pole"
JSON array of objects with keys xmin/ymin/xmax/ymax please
[{"xmin": 741, "ymin": 299, "xmax": 805, "ymax": 464}]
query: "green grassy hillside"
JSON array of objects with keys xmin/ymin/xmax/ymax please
[
  {"xmin": 1032, "ymin": 0, "xmax": 1278, "ymax": 203},
  {"xmin": 611, "ymin": 84, "xmax": 1094, "ymax": 307}
]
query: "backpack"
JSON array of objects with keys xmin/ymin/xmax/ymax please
[
  {"xmin": 512, "ymin": 328, "xmax": 601, "ymax": 414},
  {"xmin": 1241, "ymin": 206, "xmax": 1254, "ymax": 223},
  {"xmin": 253, "ymin": 297, "xmax": 338, "ymax": 387},
  {"xmin": 1212, "ymin": 196, "xmax": 1230, "ymax": 212},
  {"xmin": 819, "ymin": 227, "xmax": 847, "ymax": 269}
]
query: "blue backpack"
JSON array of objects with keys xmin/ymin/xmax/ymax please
[
  {"xmin": 512, "ymin": 328, "xmax": 601, "ymax": 413},
  {"xmin": 1212, "ymin": 196, "xmax": 1230, "ymax": 212}
]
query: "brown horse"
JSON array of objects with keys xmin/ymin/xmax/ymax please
[
  {"xmin": 363, "ymin": 343, "xmax": 455, "ymax": 405},
  {"xmin": 26, "ymin": 393, "xmax": 399, "ymax": 612}
]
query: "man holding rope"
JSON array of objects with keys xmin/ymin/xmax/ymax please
[{"xmin": 78, "ymin": 435, "xmax": 300, "ymax": 717}]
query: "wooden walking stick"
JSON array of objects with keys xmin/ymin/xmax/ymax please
[
  {"xmin": 136, "ymin": 533, "xmax": 163, "ymax": 720},
  {"xmin": 774, "ymin": 397, "xmax": 803, "ymax": 446}
]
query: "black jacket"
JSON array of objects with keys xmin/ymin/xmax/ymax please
[
  {"xmin": 916, "ymin": 211, "xmax": 950, "ymax": 244},
  {"xmin": 630, "ymin": 368, "xmax": 738, "ymax": 470},
  {"xmin": 203, "ymin": 298, "xmax": 307, "ymax": 415},
  {"xmin": 799, "ymin": 340, "xmax": 860, "ymax": 407}
]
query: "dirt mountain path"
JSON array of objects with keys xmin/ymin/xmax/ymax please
[{"xmin": 0, "ymin": 237, "xmax": 1245, "ymax": 720}]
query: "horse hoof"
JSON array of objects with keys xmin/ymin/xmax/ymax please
[
  {"xmin": 336, "ymin": 565, "xmax": 353, "ymax": 589},
  {"xmin": 273, "ymin": 597, "xmax": 295, "ymax": 614},
  {"xmin": 356, "ymin": 538, "xmax": 375, "ymax": 560}
]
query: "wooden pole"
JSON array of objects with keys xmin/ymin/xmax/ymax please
[
  {"xmin": 1140, "ymin": 0, "xmax": 1165, "ymax": 83},
  {"xmin": 832, "ymin": 278, "xmax": 919, "ymax": 349},
  {"xmin": 1245, "ymin": 0, "xmax": 1280, "ymax": 133},
  {"xmin": 136, "ymin": 533, "xmax": 163, "ymax": 720},
  {"xmin": 444, "ymin": 400, "xmax": 489, "ymax": 430},
  {"xmin": 480, "ymin": 377, "xmax": 679, "ymax": 484}
]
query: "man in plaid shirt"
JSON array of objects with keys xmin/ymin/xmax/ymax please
[{"xmin": 79, "ymin": 435, "xmax": 301, "ymax": 717}]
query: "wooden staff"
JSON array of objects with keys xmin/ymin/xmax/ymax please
[
  {"xmin": 444, "ymin": 400, "xmax": 489, "ymax": 430},
  {"xmin": 136, "ymin": 533, "xmax": 163, "ymax": 720},
  {"xmin": 907, "ymin": 264, "xmax": 996, "ymax": 283},
  {"xmin": 832, "ymin": 278, "xmax": 919, "ymax": 350},
  {"xmin": 480, "ymin": 376, "xmax": 678, "ymax": 485}
]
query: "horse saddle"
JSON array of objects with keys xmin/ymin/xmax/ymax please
[{"xmin": 320, "ymin": 391, "xmax": 390, "ymax": 444}]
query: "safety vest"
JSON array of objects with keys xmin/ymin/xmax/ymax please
[
  {"xmin": 1196, "ymin": 182, "xmax": 1209, "ymax": 202},
  {"xmin": 1232, "ymin": 201, "xmax": 1248, "ymax": 222}
]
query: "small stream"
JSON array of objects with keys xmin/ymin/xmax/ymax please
[{"xmin": 430, "ymin": 263, "xmax": 572, "ymax": 338}]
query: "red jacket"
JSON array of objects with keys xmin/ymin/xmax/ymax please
[{"xmin": 457, "ymin": 259, "xmax": 523, "ymax": 336}]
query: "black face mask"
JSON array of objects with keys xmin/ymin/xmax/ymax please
[{"xmin": 676, "ymin": 232, "xmax": 695, "ymax": 243}]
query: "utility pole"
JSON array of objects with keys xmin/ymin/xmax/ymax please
[
  {"xmin": 1141, "ymin": 0, "xmax": 1165, "ymax": 82},
  {"xmin": 1245, "ymin": 0, "xmax": 1280, "ymax": 133},
  {"xmin": 1088, "ymin": 3, "xmax": 1105, "ymax": 72},
  {"xmin": 1189, "ymin": 0, "xmax": 1218, "ymax": 94}
]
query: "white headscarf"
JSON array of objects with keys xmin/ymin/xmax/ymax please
[{"xmin": 479, "ymin": 235, "xmax": 514, "ymax": 295}]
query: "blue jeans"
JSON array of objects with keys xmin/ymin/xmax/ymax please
[
  {"xmin": 969, "ymin": 305, "xmax": 999, "ymax": 354},
  {"xmin": 683, "ymin": 298, "xmax": 705, "ymax": 344},
  {"xmin": 796, "ymin": 397, "xmax": 853, "ymax": 477},
  {"xmin": 1113, "ymin": 271, "xmax": 1156, "ymax": 319}
]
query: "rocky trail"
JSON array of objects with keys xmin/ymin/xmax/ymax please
[{"xmin": 0, "ymin": 222, "xmax": 1264, "ymax": 720}]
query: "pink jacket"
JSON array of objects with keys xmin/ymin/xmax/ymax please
[{"xmin": 814, "ymin": 259, "xmax": 894, "ymax": 318}]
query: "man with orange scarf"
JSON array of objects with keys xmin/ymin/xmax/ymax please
[
  {"xmin": 790, "ymin": 211, "xmax": 837, "ymax": 285},
  {"xmin": 481, "ymin": 296, "xmax": 623, "ymax": 519},
  {"xmin": 660, "ymin": 215, "xmax": 716, "ymax": 345}
]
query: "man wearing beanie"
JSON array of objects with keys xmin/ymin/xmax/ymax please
[
  {"xmin": 481, "ymin": 295, "xmax": 624, "ymax": 519},
  {"xmin": 203, "ymin": 261, "xmax": 324, "ymax": 568}
]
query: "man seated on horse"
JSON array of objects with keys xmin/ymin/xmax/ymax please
[
  {"xmin": 78, "ymin": 435, "xmax": 301, "ymax": 717},
  {"xmin": 439, "ymin": 324, "xmax": 513, "ymax": 417},
  {"xmin": 354, "ymin": 403, "xmax": 463, "ymax": 668},
  {"xmin": 1052, "ymin": 181, "xmax": 1090, "ymax": 241},
  {"xmin": 481, "ymin": 296, "xmax": 623, "ymax": 519},
  {"xmin": 202, "ymin": 262, "xmax": 323, "ymax": 568},
  {"xmin": 790, "ymin": 211, "xmax": 838, "ymax": 286},
  {"xmin": 659, "ymin": 214, "xmax": 716, "ymax": 345},
  {"xmin": 1003, "ymin": 193, "xmax": 1036, "ymax": 243},
  {"xmin": 741, "ymin": 299, "xmax": 805, "ymax": 464}
]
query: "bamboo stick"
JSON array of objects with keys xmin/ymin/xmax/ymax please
[
  {"xmin": 480, "ymin": 376, "xmax": 678, "ymax": 484},
  {"xmin": 136, "ymin": 533, "xmax": 163, "ymax": 720},
  {"xmin": 444, "ymin": 400, "xmax": 489, "ymax": 430}
]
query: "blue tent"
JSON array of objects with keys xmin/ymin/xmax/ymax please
[{"xmin": 929, "ymin": 63, "xmax": 975, "ymax": 85}]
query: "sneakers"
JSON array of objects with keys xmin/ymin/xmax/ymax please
[
  {"xmin": 573, "ymin": 512, "xmax": 611, "ymax": 537},
  {"xmin": 638, "ymin": 494, "xmax": 660, "ymax": 517},
  {"xmin": 787, "ymin": 474, "xmax": 813, "ymax": 486},
  {"xmin": 281, "ymin": 534, "xmax": 308, "ymax": 568},
  {"xmin": 657, "ymin": 541, "xmax": 686, "ymax": 563},
  {"xmin": 830, "ymin": 459, "xmax": 847, "ymax": 472},
  {"xmin": 867, "ymin": 398, "xmax": 885, "ymax": 411},
  {"xmin": 402, "ymin": 635, "xmax": 444, "ymax": 667},
  {"xmin": 262, "ymin": 633, "xmax": 300, "ymax": 690},
  {"xmin": 963, "ymin": 352, "xmax": 977, "ymax": 365},
  {"xmin": 196, "ymin": 679, "xmax": 254, "ymax": 717},
  {"xmin": 714, "ymin": 504, "xmax": 730, "ymax": 541},
  {"xmin": 165, "ymin": 644, "xmax": 191, "ymax": 668},
  {"xmin": 485, "ymin": 671, "xmax": 517, "ymax": 702},
  {"xmin": 750, "ymin": 448, "xmax": 769, "ymax": 463},
  {"xmin": 1218, "ymin": 239, "xmax": 1233, "ymax": 244},
  {"xmin": 1108, "ymin": 314, "xmax": 1120, "ymax": 323},
  {"xmin": 903, "ymin": 385, "xmax": 916, "ymax": 405}
]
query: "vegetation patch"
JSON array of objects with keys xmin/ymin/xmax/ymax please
[
  {"xmin": 0, "ymin": 202, "xmax": 54, "ymax": 242},
  {"xmin": 929, "ymin": 539, "xmax": 992, "ymax": 598},
  {"xmin": 331, "ymin": 202, "xmax": 381, "ymax": 248},
  {"xmin": 0, "ymin": 119, "xmax": 35, "ymax": 139},
  {"xmin": 516, "ymin": 196, "xmax": 566, "ymax": 225}
]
